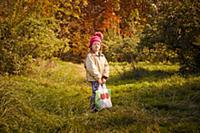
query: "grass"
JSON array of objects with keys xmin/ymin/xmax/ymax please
[{"xmin": 0, "ymin": 59, "xmax": 200, "ymax": 132}]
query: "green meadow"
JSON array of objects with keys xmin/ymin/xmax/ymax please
[{"xmin": 0, "ymin": 59, "xmax": 200, "ymax": 133}]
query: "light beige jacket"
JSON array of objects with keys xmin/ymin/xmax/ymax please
[{"xmin": 85, "ymin": 52, "xmax": 109, "ymax": 81}]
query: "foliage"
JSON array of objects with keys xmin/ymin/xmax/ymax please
[
  {"xmin": 0, "ymin": 17, "xmax": 66, "ymax": 74},
  {"xmin": 0, "ymin": 21, "xmax": 28, "ymax": 74},
  {"xmin": 53, "ymin": 0, "xmax": 89, "ymax": 61},
  {"xmin": 103, "ymin": 30, "xmax": 123, "ymax": 62},
  {"xmin": 0, "ymin": 0, "xmax": 71, "ymax": 74},
  {"xmin": 118, "ymin": 0, "xmax": 149, "ymax": 36},
  {"xmin": 1, "ymin": 0, "xmax": 200, "ymax": 74},
  {"xmin": 64, "ymin": 0, "xmax": 121, "ymax": 61},
  {"xmin": 16, "ymin": 18, "xmax": 66, "ymax": 58},
  {"xmin": 83, "ymin": 0, "xmax": 120, "ymax": 32},
  {"xmin": 138, "ymin": 43, "xmax": 178, "ymax": 63},
  {"xmin": 162, "ymin": 1, "xmax": 200, "ymax": 73},
  {"xmin": 103, "ymin": 28, "xmax": 140, "ymax": 65},
  {"xmin": 140, "ymin": 0, "xmax": 200, "ymax": 72}
]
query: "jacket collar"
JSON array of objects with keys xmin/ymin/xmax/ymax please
[{"xmin": 90, "ymin": 51, "xmax": 104, "ymax": 57}]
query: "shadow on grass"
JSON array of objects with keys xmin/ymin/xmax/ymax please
[
  {"xmin": 104, "ymin": 78, "xmax": 200, "ymax": 132},
  {"xmin": 108, "ymin": 68, "xmax": 178, "ymax": 86}
]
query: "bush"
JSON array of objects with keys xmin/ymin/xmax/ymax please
[
  {"xmin": 0, "ymin": 18, "xmax": 67, "ymax": 74},
  {"xmin": 140, "ymin": 1, "xmax": 200, "ymax": 73},
  {"xmin": 103, "ymin": 30, "xmax": 138, "ymax": 64},
  {"xmin": 139, "ymin": 43, "xmax": 178, "ymax": 64}
]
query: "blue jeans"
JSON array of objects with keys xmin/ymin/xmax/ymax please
[{"xmin": 90, "ymin": 81, "xmax": 99, "ymax": 109}]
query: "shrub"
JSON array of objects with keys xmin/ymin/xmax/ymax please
[
  {"xmin": 104, "ymin": 30, "xmax": 138, "ymax": 64},
  {"xmin": 0, "ymin": 18, "xmax": 66, "ymax": 74}
]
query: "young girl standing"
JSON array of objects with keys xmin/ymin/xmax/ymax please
[{"xmin": 85, "ymin": 32, "xmax": 109, "ymax": 112}]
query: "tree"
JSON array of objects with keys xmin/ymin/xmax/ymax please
[
  {"xmin": 118, "ymin": 0, "xmax": 150, "ymax": 37},
  {"xmin": 0, "ymin": 0, "xmax": 66, "ymax": 74},
  {"xmin": 64, "ymin": 0, "xmax": 121, "ymax": 61},
  {"xmin": 140, "ymin": 0, "xmax": 200, "ymax": 72}
]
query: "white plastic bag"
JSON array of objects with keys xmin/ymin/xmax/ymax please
[{"xmin": 95, "ymin": 84, "xmax": 112, "ymax": 110}]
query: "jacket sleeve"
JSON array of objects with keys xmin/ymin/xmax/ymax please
[
  {"xmin": 85, "ymin": 54, "xmax": 102, "ymax": 80},
  {"xmin": 102, "ymin": 56, "xmax": 109, "ymax": 78}
]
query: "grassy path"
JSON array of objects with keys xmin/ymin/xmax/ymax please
[{"xmin": 0, "ymin": 59, "xmax": 200, "ymax": 132}]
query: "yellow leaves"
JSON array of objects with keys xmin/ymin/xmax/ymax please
[
  {"xmin": 82, "ymin": 0, "xmax": 88, "ymax": 7},
  {"xmin": 193, "ymin": 35, "xmax": 200, "ymax": 47}
]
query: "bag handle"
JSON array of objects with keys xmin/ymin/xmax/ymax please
[{"xmin": 98, "ymin": 83, "xmax": 106, "ymax": 90}]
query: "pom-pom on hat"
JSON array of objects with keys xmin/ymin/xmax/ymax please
[
  {"xmin": 94, "ymin": 32, "xmax": 103, "ymax": 40},
  {"xmin": 89, "ymin": 35, "xmax": 102, "ymax": 48}
]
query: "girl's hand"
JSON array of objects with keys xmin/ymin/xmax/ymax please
[
  {"xmin": 102, "ymin": 78, "xmax": 106, "ymax": 84},
  {"xmin": 98, "ymin": 79, "xmax": 103, "ymax": 84}
]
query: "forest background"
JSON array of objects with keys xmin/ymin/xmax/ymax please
[
  {"xmin": 0, "ymin": 0, "xmax": 200, "ymax": 74},
  {"xmin": 0, "ymin": 0, "xmax": 200, "ymax": 132}
]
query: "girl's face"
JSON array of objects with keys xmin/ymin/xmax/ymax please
[{"xmin": 91, "ymin": 42, "xmax": 101, "ymax": 53}]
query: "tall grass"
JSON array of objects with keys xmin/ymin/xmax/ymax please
[{"xmin": 0, "ymin": 59, "xmax": 200, "ymax": 132}]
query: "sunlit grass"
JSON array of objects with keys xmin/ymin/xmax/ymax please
[
  {"xmin": 0, "ymin": 59, "xmax": 200, "ymax": 132},
  {"xmin": 108, "ymin": 62, "xmax": 200, "ymax": 132}
]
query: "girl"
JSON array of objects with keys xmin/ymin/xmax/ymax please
[{"xmin": 85, "ymin": 32, "xmax": 109, "ymax": 112}]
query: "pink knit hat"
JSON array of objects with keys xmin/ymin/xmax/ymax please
[
  {"xmin": 89, "ymin": 32, "xmax": 103, "ymax": 48},
  {"xmin": 89, "ymin": 35, "xmax": 102, "ymax": 48}
]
